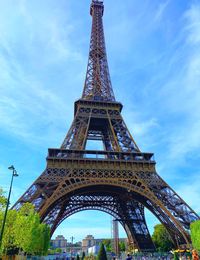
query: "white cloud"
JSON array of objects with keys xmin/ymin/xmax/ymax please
[
  {"xmin": 165, "ymin": 4, "xmax": 200, "ymax": 162},
  {"xmin": 168, "ymin": 120, "xmax": 200, "ymax": 161},
  {"xmin": 130, "ymin": 117, "xmax": 159, "ymax": 138},
  {"xmin": 176, "ymin": 175, "xmax": 200, "ymax": 215},
  {"xmin": 140, "ymin": 2, "xmax": 200, "ymax": 168},
  {"xmin": 184, "ymin": 4, "xmax": 200, "ymax": 45},
  {"xmin": 0, "ymin": 50, "xmax": 67, "ymax": 144},
  {"xmin": 154, "ymin": 0, "xmax": 171, "ymax": 23},
  {"xmin": 0, "ymin": 1, "xmax": 85, "ymax": 146}
]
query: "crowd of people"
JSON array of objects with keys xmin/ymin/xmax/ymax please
[{"xmin": 123, "ymin": 249, "xmax": 199, "ymax": 260}]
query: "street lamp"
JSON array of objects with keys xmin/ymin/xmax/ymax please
[{"xmin": 0, "ymin": 165, "xmax": 19, "ymax": 248}]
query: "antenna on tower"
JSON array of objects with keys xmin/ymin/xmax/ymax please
[{"xmin": 92, "ymin": 0, "xmax": 103, "ymax": 2}]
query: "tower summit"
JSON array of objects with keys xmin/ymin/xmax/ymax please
[
  {"xmin": 14, "ymin": 0, "xmax": 199, "ymax": 252},
  {"xmin": 82, "ymin": 0, "xmax": 115, "ymax": 101},
  {"xmin": 60, "ymin": 1, "xmax": 139, "ymax": 151}
]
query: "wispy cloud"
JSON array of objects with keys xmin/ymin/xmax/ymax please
[
  {"xmin": 0, "ymin": 0, "xmax": 85, "ymax": 146},
  {"xmin": 185, "ymin": 3, "xmax": 200, "ymax": 45},
  {"xmin": 0, "ymin": 51, "xmax": 67, "ymax": 145},
  {"xmin": 164, "ymin": 3, "xmax": 200, "ymax": 162},
  {"xmin": 154, "ymin": 0, "xmax": 171, "ymax": 22},
  {"xmin": 176, "ymin": 174, "xmax": 200, "ymax": 214}
]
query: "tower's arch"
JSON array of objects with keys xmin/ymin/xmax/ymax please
[
  {"xmin": 39, "ymin": 180, "xmax": 190, "ymax": 249},
  {"xmin": 43, "ymin": 185, "xmax": 154, "ymax": 251}
]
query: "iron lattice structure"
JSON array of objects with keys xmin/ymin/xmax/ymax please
[{"xmin": 15, "ymin": 0, "xmax": 199, "ymax": 251}]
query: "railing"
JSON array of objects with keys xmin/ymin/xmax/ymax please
[{"xmin": 47, "ymin": 149, "xmax": 155, "ymax": 163}]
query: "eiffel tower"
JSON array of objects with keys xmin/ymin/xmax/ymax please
[{"xmin": 15, "ymin": 0, "xmax": 199, "ymax": 251}]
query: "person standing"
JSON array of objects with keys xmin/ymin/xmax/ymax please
[
  {"xmin": 192, "ymin": 250, "xmax": 199, "ymax": 260},
  {"xmin": 126, "ymin": 254, "xmax": 132, "ymax": 260}
]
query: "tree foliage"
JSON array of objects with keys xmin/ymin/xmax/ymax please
[
  {"xmin": 173, "ymin": 252, "xmax": 179, "ymax": 260},
  {"xmin": 48, "ymin": 248, "xmax": 62, "ymax": 254},
  {"xmin": 102, "ymin": 239, "xmax": 112, "ymax": 252},
  {"xmin": 55, "ymin": 248, "xmax": 62, "ymax": 253},
  {"xmin": 97, "ymin": 244, "xmax": 107, "ymax": 260},
  {"xmin": 102, "ymin": 239, "xmax": 125, "ymax": 253},
  {"xmin": 0, "ymin": 209, "xmax": 18, "ymax": 255},
  {"xmin": 0, "ymin": 188, "xmax": 7, "ymax": 211},
  {"xmin": 119, "ymin": 241, "xmax": 126, "ymax": 252},
  {"xmin": 190, "ymin": 220, "xmax": 200, "ymax": 251},
  {"xmin": 0, "ymin": 202, "xmax": 50, "ymax": 256},
  {"xmin": 152, "ymin": 224, "xmax": 174, "ymax": 252}
]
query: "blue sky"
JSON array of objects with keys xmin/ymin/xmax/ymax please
[{"xmin": 0, "ymin": 0, "xmax": 200, "ymax": 242}]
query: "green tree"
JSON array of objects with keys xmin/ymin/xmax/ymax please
[
  {"xmin": 55, "ymin": 248, "xmax": 62, "ymax": 253},
  {"xmin": 0, "ymin": 210, "xmax": 18, "ymax": 255},
  {"xmin": 152, "ymin": 224, "xmax": 174, "ymax": 252},
  {"xmin": 102, "ymin": 239, "xmax": 112, "ymax": 252},
  {"xmin": 119, "ymin": 241, "xmax": 126, "ymax": 252},
  {"xmin": 0, "ymin": 203, "xmax": 50, "ymax": 256},
  {"xmin": 97, "ymin": 244, "xmax": 107, "ymax": 260},
  {"xmin": 33, "ymin": 222, "xmax": 50, "ymax": 255},
  {"xmin": 173, "ymin": 252, "xmax": 179, "ymax": 260},
  {"xmin": 0, "ymin": 188, "xmax": 12, "ymax": 255},
  {"xmin": 14, "ymin": 203, "xmax": 38, "ymax": 253},
  {"xmin": 190, "ymin": 220, "xmax": 200, "ymax": 251},
  {"xmin": 0, "ymin": 188, "xmax": 7, "ymax": 210},
  {"xmin": 19, "ymin": 203, "xmax": 50, "ymax": 256}
]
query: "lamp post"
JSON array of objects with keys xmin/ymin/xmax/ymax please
[{"xmin": 0, "ymin": 165, "xmax": 18, "ymax": 248}]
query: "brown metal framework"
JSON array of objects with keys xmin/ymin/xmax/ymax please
[{"xmin": 14, "ymin": 0, "xmax": 199, "ymax": 252}]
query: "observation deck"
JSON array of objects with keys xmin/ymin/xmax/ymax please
[{"xmin": 47, "ymin": 149, "xmax": 155, "ymax": 163}]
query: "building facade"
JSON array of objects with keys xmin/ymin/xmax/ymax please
[
  {"xmin": 82, "ymin": 235, "xmax": 128, "ymax": 254},
  {"xmin": 51, "ymin": 235, "xmax": 67, "ymax": 252},
  {"xmin": 82, "ymin": 235, "xmax": 96, "ymax": 252}
]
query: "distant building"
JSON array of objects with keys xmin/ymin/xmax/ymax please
[
  {"xmin": 51, "ymin": 235, "xmax": 67, "ymax": 252},
  {"xmin": 82, "ymin": 235, "xmax": 128, "ymax": 254},
  {"xmin": 82, "ymin": 235, "xmax": 95, "ymax": 252}
]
